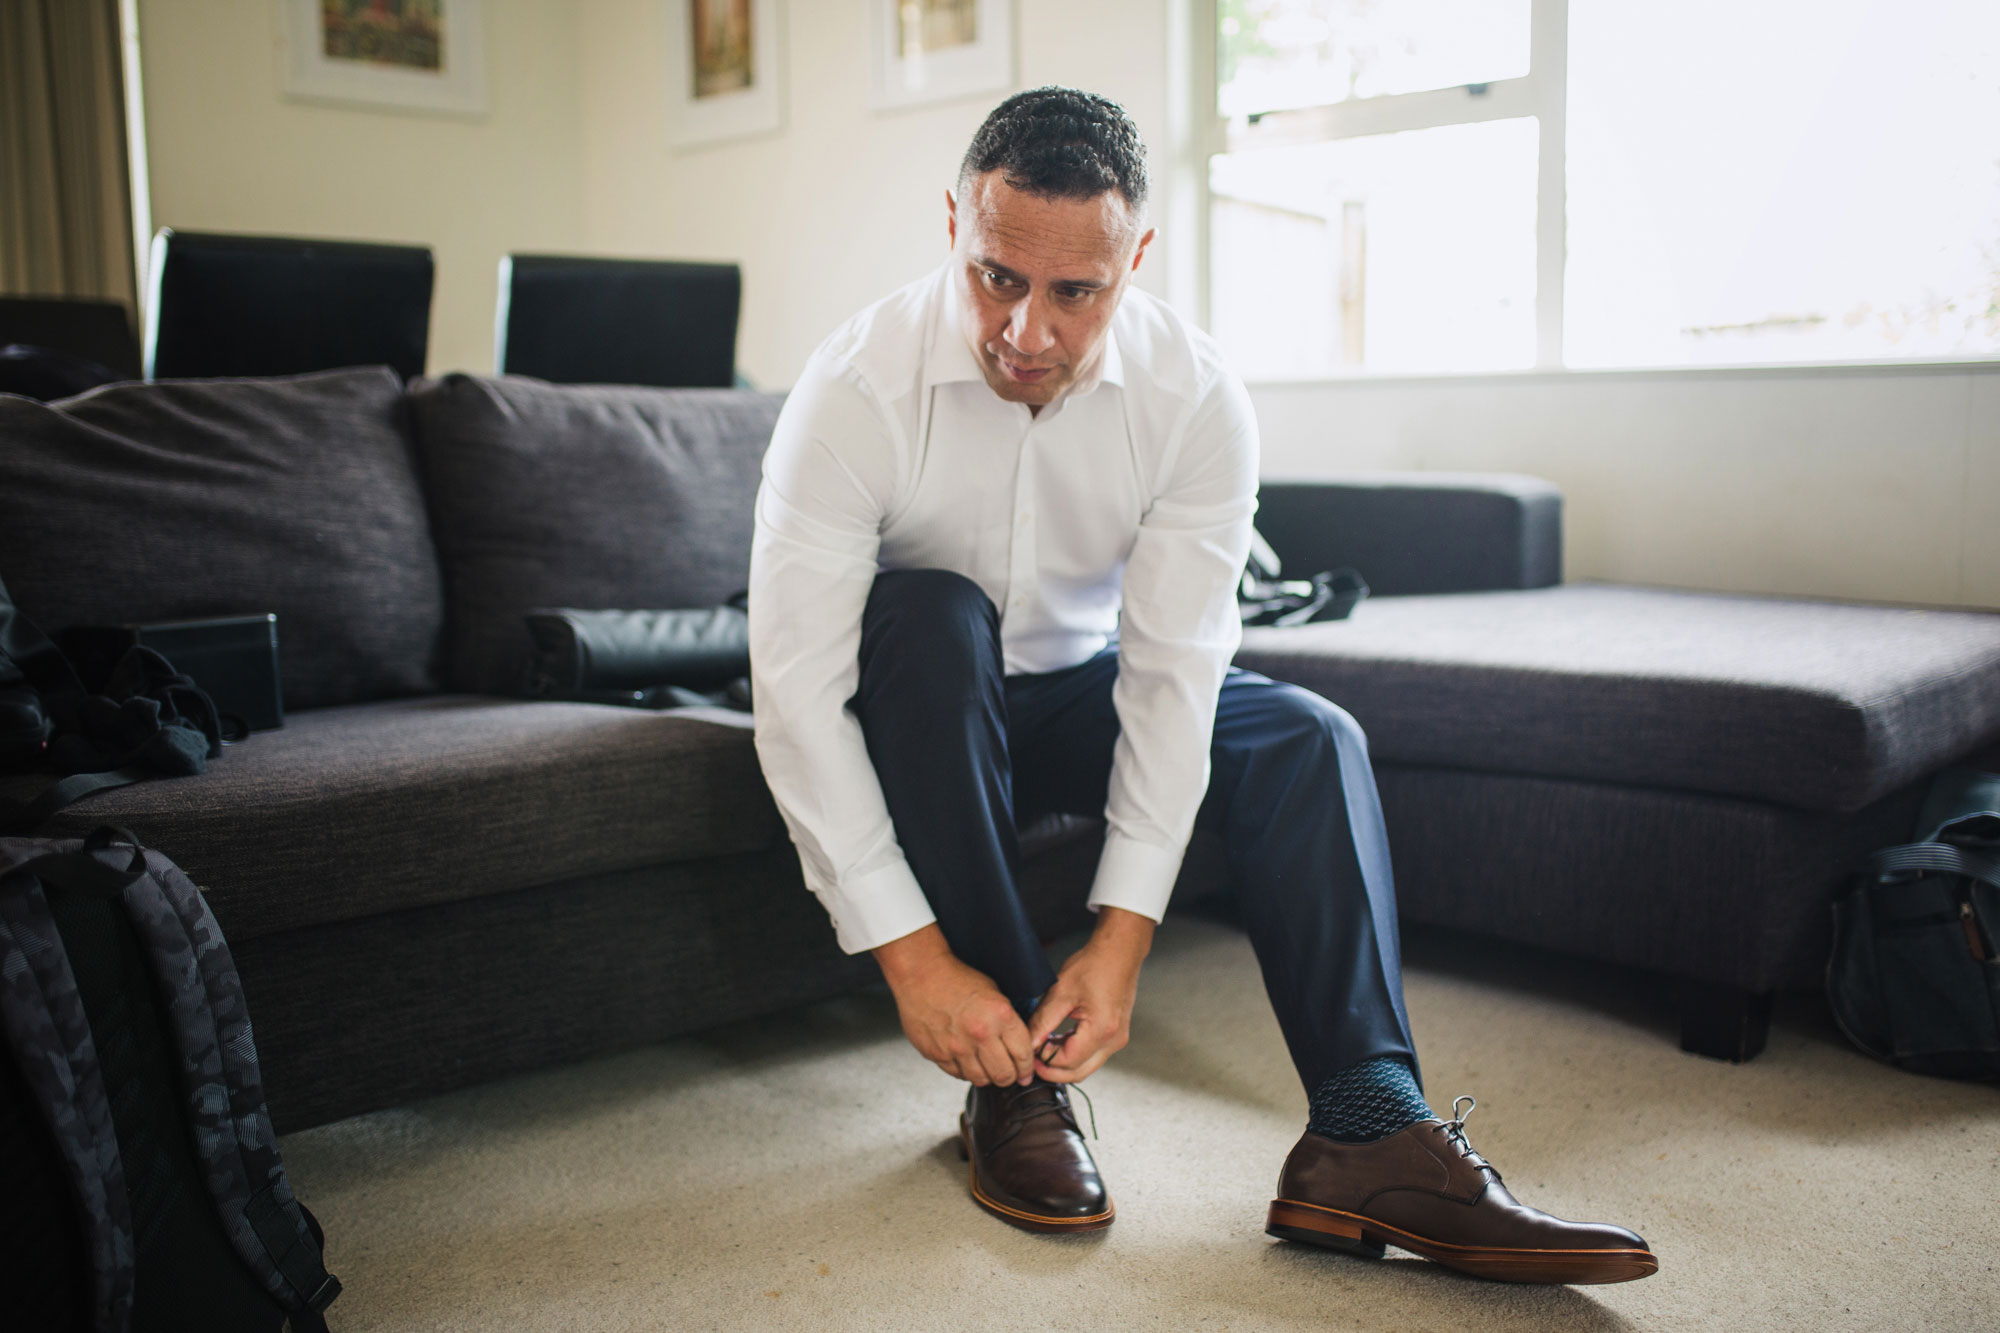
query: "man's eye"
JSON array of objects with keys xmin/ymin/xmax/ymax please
[
  {"xmin": 984, "ymin": 270, "xmax": 1015, "ymax": 289},
  {"xmin": 1058, "ymin": 287, "xmax": 1091, "ymax": 302}
]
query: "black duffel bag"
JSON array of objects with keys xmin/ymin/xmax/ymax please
[
  {"xmin": 1827, "ymin": 767, "xmax": 2000, "ymax": 1080},
  {"xmin": 523, "ymin": 602, "xmax": 751, "ymax": 711}
]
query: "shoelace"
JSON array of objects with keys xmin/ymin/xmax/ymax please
[
  {"xmin": 1003, "ymin": 1081, "xmax": 1099, "ymax": 1140},
  {"xmin": 1440, "ymin": 1094, "xmax": 1497, "ymax": 1177}
]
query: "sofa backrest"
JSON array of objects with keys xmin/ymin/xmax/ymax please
[
  {"xmin": 405, "ymin": 374, "xmax": 784, "ymax": 696},
  {"xmin": 1257, "ymin": 474, "xmax": 1564, "ymax": 596},
  {"xmin": 0, "ymin": 366, "xmax": 445, "ymax": 710}
]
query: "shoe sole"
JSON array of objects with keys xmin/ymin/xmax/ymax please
[
  {"xmin": 1266, "ymin": 1198, "xmax": 1658, "ymax": 1285},
  {"xmin": 959, "ymin": 1119, "xmax": 1115, "ymax": 1234}
]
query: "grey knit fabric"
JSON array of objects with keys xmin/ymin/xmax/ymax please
[
  {"xmin": 1369, "ymin": 762, "xmax": 1925, "ymax": 993},
  {"xmin": 232, "ymin": 849, "xmax": 866, "ymax": 1131},
  {"xmin": 33, "ymin": 696, "xmax": 786, "ymax": 943},
  {"xmin": 233, "ymin": 837, "xmax": 1104, "ymax": 1133},
  {"xmin": 1235, "ymin": 585, "xmax": 2000, "ymax": 814},
  {"xmin": 228, "ymin": 812, "xmax": 1105, "ymax": 1130},
  {"xmin": 0, "ymin": 367, "xmax": 445, "ymax": 709},
  {"xmin": 404, "ymin": 375, "xmax": 783, "ymax": 696}
]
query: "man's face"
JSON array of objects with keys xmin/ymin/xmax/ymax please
[{"xmin": 948, "ymin": 171, "xmax": 1155, "ymax": 409}]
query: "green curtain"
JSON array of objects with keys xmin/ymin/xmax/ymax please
[{"xmin": 0, "ymin": 0, "xmax": 137, "ymax": 313}]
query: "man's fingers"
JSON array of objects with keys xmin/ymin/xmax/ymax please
[
  {"xmin": 1026, "ymin": 993, "xmax": 1074, "ymax": 1050},
  {"xmin": 973, "ymin": 1041, "xmax": 1020, "ymax": 1088},
  {"xmin": 1033, "ymin": 1013, "xmax": 1125, "ymax": 1082},
  {"xmin": 1046, "ymin": 1043, "xmax": 1114, "ymax": 1082},
  {"xmin": 1035, "ymin": 1045, "xmax": 1109, "ymax": 1082},
  {"xmin": 999, "ymin": 1014, "xmax": 1036, "ymax": 1084},
  {"xmin": 1029, "ymin": 1012, "xmax": 1083, "ymax": 1068}
]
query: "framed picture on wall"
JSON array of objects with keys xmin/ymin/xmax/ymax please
[
  {"xmin": 280, "ymin": 0, "xmax": 488, "ymax": 116},
  {"xmin": 868, "ymin": 0, "xmax": 1014, "ymax": 110},
  {"xmin": 666, "ymin": 0, "xmax": 784, "ymax": 149}
]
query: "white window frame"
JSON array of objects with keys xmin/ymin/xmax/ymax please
[{"xmin": 1189, "ymin": 0, "xmax": 1569, "ymax": 370}]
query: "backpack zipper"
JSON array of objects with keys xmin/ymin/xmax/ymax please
[{"xmin": 1962, "ymin": 899, "xmax": 1991, "ymax": 962}]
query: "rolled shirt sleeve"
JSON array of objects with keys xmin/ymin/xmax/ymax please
[
  {"xmin": 1088, "ymin": 370, "xmax": 1260, "ymax": 922},
  {"xmin": 748, "ymin": 356, "xmax": 937, "ymax": 954}
]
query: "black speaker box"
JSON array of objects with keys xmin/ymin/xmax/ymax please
[{"xmin": 62, "ymin": 615, "xmax": 284, "ymax": 734}]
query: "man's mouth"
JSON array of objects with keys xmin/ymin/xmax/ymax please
[{"xmin": 997, "ymin": 357, "xmax": 1056, "ymax": 384}]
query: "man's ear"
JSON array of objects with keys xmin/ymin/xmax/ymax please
[
  {"xmin": 946, "ymin": 189, "xmax": 958, "ymax": 250},
  {"xmin": 1130, "ymin": 226, "xmax": 1158, "ymax": 272}
]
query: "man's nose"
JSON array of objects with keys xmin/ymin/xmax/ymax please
[{"xmin": 1006, "ymin": 297, "xmax": 1056, "ymax": 356}]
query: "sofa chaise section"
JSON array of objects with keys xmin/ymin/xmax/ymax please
[{"xmin": 1242, "ymin": 481, "xmax": 2000, "ymax": 1059}]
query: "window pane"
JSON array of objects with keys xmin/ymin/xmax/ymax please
[
  {"xmin": 1219, "ymin": 0, "xmax": 1531, "ymax": 119},
  {"xmin": 1566, "ymin": 0, "xmax": 2000, "ymax": 367},
  {"xmin": 1211, "ymin": 118, "xmax": 1539, "ymax": 377}
]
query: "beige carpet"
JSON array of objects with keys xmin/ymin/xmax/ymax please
[{"xmin": 281, "ymin": 918, "xmax": 2000, "ymax": 1332}]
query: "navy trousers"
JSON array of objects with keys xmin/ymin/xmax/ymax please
[{"xmin": 851, "ymin": 569, "xmax": 1418, "ymax": 1094}]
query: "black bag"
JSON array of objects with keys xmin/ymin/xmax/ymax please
[
  {"xmin": 0, "ymin": 827, "xmax": 341, "ymax": 1331},
  {"xmin": 524, "ymin": 603, "xmax": 752, "ymax": 710},
  {"xmin": 0, "ymin": 578, "xmax": 226, "ymax": 834},
  {"xmin": 1239, "ymin": 528, "xmax": 1368, "ymax": 628},
  {"xmin": 1827, "ymin": 767, "xmax": 2000, "ymax": 1079}
]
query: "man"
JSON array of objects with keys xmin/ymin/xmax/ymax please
[{"xmin": 749, "ymin": 87, "xmax": 1655, "ymax": 1285}]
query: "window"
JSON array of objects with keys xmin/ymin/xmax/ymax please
[
  {"xmin": 1218, "ymin": 0, "xmax": 1530, "ymax": 115},
  {"xmin": 1565, "ymin": 0, "xmax": 2000, "ymax": 367},
  {"xmin": 1204, "ymin": 0, "xmax": 2000, "ymax": 376}
]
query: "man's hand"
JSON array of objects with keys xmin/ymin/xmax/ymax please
[
  {"xmin": 873, "ymin": 924, "xmax": 1035, "ymax": 1086},
  {"xmin": 1027, "ymin": 906, "xmax": 1155, "ymax": 1083}
]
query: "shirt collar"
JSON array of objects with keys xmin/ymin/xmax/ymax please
[
  {"xmin": 925, "ymin": 264, "xmax": 1127, "ymax": 403},
  {"xmin": 926, "ymin": 267, "xmax": 989, "ymax": 389}
]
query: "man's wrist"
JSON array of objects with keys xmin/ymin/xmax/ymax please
[
  {"xmin": 1089, "ymin": 905, "xmax": 1156, "ymax": 960},
  {"xmin": 872, "ymin": 921, "xmax": 955, "ymax": 988}
]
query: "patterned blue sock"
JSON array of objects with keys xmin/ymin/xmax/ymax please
[{"xmin": 1307, "ymin": 1055, "xmax": 1433, "ymax": 1143}]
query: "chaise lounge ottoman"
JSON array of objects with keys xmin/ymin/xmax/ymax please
[{"xmin": 1231, "ymin": 478, "xmax": 2000, "ymax": 1059}]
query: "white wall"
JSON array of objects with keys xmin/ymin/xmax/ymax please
[
  {"xmin": 1252, "ymin": 363, "xmax": 2000, "ymax": 610},
  {"xmin": 575, "ymin": 0, "xmax": 1173, "ymax": 388},
  {"xmin": 130, "ymin": 2, "xmax": 1998, "ymax": 611},
  {"xmin": 135, "ymin": 0, "xmax": 587, "ymax": 376}
]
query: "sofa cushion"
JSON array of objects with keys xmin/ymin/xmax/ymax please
[
  {"xmin": 406, "ymin": 375, "xmax": 783, "ymax": 696},
  {"xmin": 0, "ymin": 366, "xmax": 442, "ymax": 708},
  {"xmin": 1233, "ymin": 584, "xmax": 2000, "ymax": 814},
  {"xmin": 1258, "ymin": 475, "xmax": 1563, "ymax": 595},
  {"xmin": 31, "ymin": 696, "xmax": 786, "ymax": 941}
]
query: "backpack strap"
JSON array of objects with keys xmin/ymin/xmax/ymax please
[
  {"xmin": 107, "ymin": 835, "xmax": 340, "ymax": 1320},
  {"xmin": 1865, "ymin": 841, "xmax": 2000, "ymax": 889},
  {"xmin": 0, "ymin": 769, "xmax": 152, "ymax": 837},
  {"xmin": 0, "ymin": 836, "xmax": 138, "ymax": 1333}
]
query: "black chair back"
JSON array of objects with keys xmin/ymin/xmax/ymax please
[
  {"xmin": 496, "ymin": 254, "xmax": 739, "ymax": 388},
  {"xmin": 144, "ymin": 229, "xmax": 434, "ymax": 380},
  {"xmin": 0, "ymin": 297, "xmax": 141, "ymax": 380}
]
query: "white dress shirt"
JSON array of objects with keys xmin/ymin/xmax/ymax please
[{"xmin": 749, "ymin": 264, "xmax": 1259, "ymax": 954}]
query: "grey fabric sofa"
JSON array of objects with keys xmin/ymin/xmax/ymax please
[
  {"xmin": 0, "ymin": 367, "xmax": 1099, "ymax": 1132},
  {"xmin": 4, "ymin": 367, "xmax": 1997, "ymax": 1133}
]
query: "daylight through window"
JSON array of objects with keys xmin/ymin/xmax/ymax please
[{"xmin": 1206, "ymin": 0, "xmax": 2000, "ymax": 377}]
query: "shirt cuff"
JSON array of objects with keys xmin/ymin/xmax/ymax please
[
  {"xmin": 817, "ymin": 856, "xmax": 938, "ymax": 955},
  {"xmin": 1085, "ymin": 831, "xmax": 1187, "ymax": 924}
]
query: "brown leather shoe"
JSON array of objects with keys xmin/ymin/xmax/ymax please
[
  {"xmin": 958, "ymin": 1080, "xmax": 1114, "ymax": 1233},
  {"xmin": 1266, "ymin": 1098, "xmax": 1657, "ymax": 1284}
]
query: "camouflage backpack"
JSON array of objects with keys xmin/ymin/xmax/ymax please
[{"xmin": 0, "ymin": 827, "xmax": 340, "ymax": 1332}]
